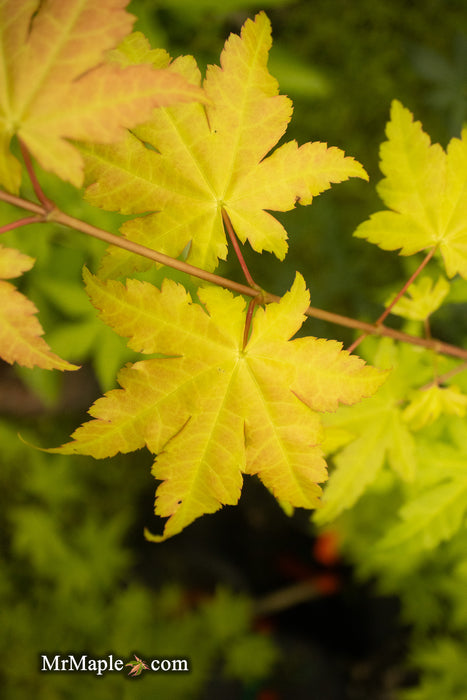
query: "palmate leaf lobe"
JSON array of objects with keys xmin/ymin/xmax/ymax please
[
  {"xmin": 315, "ymin": 339, "xmax": 424, "ymax": 525},
  {"xmin": 49, "ymin": 272, "xmax": 386, "ymax": 541},
  {"xmin": 80, "ymin": 12, "xmax": 368, "ymax": 277},
  {"xmin": 0, "ymin": 0, "xmax": 204, "ymax": 192},
  {"xmin": 375, "ymin": 429, "xmax": 467, "ymax": 555},
  {"xmin": 355, "ymin": 100, "xmax": 467, "ymax": 278},
  {"xmin": 0, "ymin": 244, "xmax": 78, "ymax": 370},
  {"xmin": 385, "ymin": 275, "xmax": 450, "ymax": 322},
  {"xmin": 403, "ymin": 384, "xmax": 467, "ymax": 430}
]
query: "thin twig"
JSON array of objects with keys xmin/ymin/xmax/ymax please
[
  {"xmin": 419, "ymin": 361, "xmax": 467, "ymax": 391},
  {"xmin": 379, "ymin": 247, "xmax": 436, "ymax": 325},
  {"xmin": 254, "ymin": 581, "xmax": 319, "ymax": 616},
  {"xmin": 0, "ymin": 190, "xmax": 44, "ymax": 215},
  {"xmin": 0, "ymin": 215, "xmax": 43, "ymax": 234},
  {"xmin": 18, "ymin": 140, "xmax": 55, "ymax": 210},
  {"xmin": 221, "ymin": 208, "xmax": 258, "ymax": 289},
  {"xmin": 347, "ymin": 247, "xmax": 437, "ymax": 353},
  {"xmin": 51, "ymin": 206, "xmax": 264, "ymax": 298},
  {"xmin": 243, "ymin": 297, "xmax": 258, "ymax": 349},
  {"xmin": 1, "ymin": 189, "xmax": 467, "ymax": 361}
]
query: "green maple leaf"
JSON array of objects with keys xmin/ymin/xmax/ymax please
[
  {"xmin": 354, "ymin": 100, "xmax": 467, "ymax": 278},
  {"xmin": 376, "ymin": 426, "xmax": 467, "ymax": 554},
  {"xmin": 0, "ymin": 0, "xmax": 204, "ymax": 192},
  {"xmin": 385, "ymin": 275, "xmax": 450, "ymax": 322},
  {"xmin": 403, "ymin": 384, "xmax": 467, "ymax": 430},
  {"xmin": 315, "ymin": 339, "xmax": 430, "ymax": 525},
  {"xmin": 80, "ymin": 12, "xmax": 367, "ymax": 277},
  {"xmin": 378, "ymin": 478, "xmax": 467, "ymax": 554},
  {"xmin": 49, "ymin": 272, "xmax": 385, "ymax": 541}
]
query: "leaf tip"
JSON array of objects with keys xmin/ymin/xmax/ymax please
[{"xmin": 144, "ymin": 526, "xmax": 168, "ymax": 544}]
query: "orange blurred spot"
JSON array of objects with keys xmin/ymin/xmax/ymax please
[
  {"xmin": 257, "ymin": 690, "xmax": 281, "ymax": 700},
  {"xmin": 311, "ymin": 572, "xmax": 341, "ymax": 595},
  {"xmin": 313, "ymin": 530, "xmax": 340, "ymax": 566}
]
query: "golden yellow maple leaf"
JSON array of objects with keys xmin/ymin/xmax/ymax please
[
  {"xmin": 49, "ymin": 271, "xmax": 385, "ymax": 540},
  {"xmin": 80, "ymin": 13, "xmax": 368, "ymax": 277}
]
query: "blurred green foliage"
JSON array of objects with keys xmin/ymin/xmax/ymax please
[{"xmin": 0, "ymin": 423, "xmax": 277, "ymax": 698}]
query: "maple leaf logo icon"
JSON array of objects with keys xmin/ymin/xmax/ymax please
[{"xmin": 125, "ymin": 655, "xmax": 149, "ymax": 677}]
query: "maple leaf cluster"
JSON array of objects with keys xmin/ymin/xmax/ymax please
[
  {"xmin": 0, "ymin": 2, "xmax": 388, "ymax": 540},
  {"xmin": 0, "ymin": 0, "xmax": 202, "ymax": 370}
]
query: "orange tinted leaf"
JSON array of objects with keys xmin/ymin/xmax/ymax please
[
  {"xmin": 0, "ymin": 244, "xmax": 33, "ymax": 278},
  {"xmin": 0, "ymin": 0, "xmax": 204, "ymax": 191},
  {"xmin": 0, "ymin": 245, "xmax": 78, "ymax": 370}
]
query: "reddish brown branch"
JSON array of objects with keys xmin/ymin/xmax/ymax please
[
  {"xmin": 0, "ymin": 215, "xmax": 43, "ymax": 234},
  {"xmin": 221, "ymin": 208, "xmax": 258, "ymax": 289},
  {"xmin": 419, "ymin": 362, "xmax": 467, "ymax": 391},
  {"xmin": 0, "ymin": 190, "xmax": 44, "ymax": 215},
  {"xmin": 1, "ymin": 188, "xmax": 466, "ymax": 362},
  {"xmin": 243, "ymin": 297, "xmax": 258, "ymax": 349},
  {"xmin": 18, "ymin": 140, "xmax": 55, "ymax": 211},
  {"xmin": 347, "ymin": 246, "xmax": 437, "ymax": 353}
]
